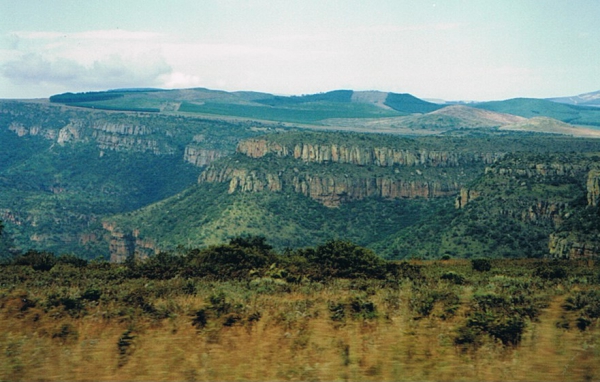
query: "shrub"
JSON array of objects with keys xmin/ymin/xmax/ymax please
[
  {"xmin": 299, "ymin": 240, "xmax": 387, "ymax": 279},
  {"xmin": 137, "ymin": 252, "xmax": 185, "ymax": 279},
  {"xmin": 55, "ymin": 254, "xmax": 87, "ymax": 268},
  {"xmin": 441, "ymin": 271, "xmax": 466, "ymax": 285},
  {"xmin": 187, "ymin": 241, "xmax": 277, "ymax": 280},
  {"xmin": 534, "ymin": 265, "xmax": 568, "ymax": 280},
  {"xmin": 471, "ymin": 259, "xmax": 492, "ymax": 272},
  {"xmin": 12, "ymin": 250, "xmax": 56, "ymax": 271}
]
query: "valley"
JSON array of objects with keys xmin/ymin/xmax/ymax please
[
  {"xmin": 1, "ymin": 87, "xmax": 600, "ymax": 262},
  {"xmin": 2, "ymin": 87, "xmax": 600, "ymax": 382}
]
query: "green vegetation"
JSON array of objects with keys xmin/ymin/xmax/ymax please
[
  {"xmin": 378, "ymin": 151, "xmax": 600, "ymax": 259},
  {"xmin": 384, "ymin": 92, "xmax": 443, "ymax": 113},
  {"xmin": 1, "ymin": 239, "xmax": 600, "ymax": 380},
  {"xmin": 108, "ymin": 182, "xmax": 436, "ymax": 253},
  {"xmin": 179, "ymin": 100, "xmax": 401, "ymax": 124},
  {"xmin": 49, "ymin": 91, "xmax": 125, "ymax": 103},
  {"xmin": 255, "ymin": 90, "xmax": 354, "ymax": 106},
  {"xmin": 473, "ymin": 98, "xmax": 600, "ymax": 127}
]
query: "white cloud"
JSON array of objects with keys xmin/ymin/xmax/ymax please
[
  {"xmin": 1, "ymin": 52, "xmax": 171, "ymax": 90},
  {"xmin": 1, "ymin": 29, "xmax": 174, "ymax": 93},
  {"xmin": 161, "ymin": 72, "xmax": 203, "ymax": 89}
]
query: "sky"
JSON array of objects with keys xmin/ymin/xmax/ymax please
[{"xmin": 0, "ymin": 0, "xmax": 599, "ymax": 101}]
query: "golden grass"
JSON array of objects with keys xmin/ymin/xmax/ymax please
[{"xmin": 1, "ymin": 281, "xmax": 599, "ymax": 381}]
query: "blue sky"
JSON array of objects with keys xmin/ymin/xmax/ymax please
[{"xmin": 0, "ymin": 0, "xmax": 599, "ymax": 100}]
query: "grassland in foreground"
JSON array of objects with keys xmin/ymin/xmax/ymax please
[{"xmin": 1, "ymin": 239, "xmax": 600, "ymax": 381}]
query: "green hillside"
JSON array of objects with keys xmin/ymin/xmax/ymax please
[
  {"xmin": 384, "ymin": 92, "xmax": 443, "ymax": 113},
  {"xmin": 0, "ymin": 100, "xmax": 282, "ymax": 258},
  {"xmin": 178, "ymin": 100, "xmax": 401, "ymax": 123},
  {"xmin": 473, "ymin": 98, "xmax": 600, "ymax": 127},
  {"xmin": 107, "ymin": 182, "xmax": 437, "ymax": 252},
  {"xmin": 376, "ymin": 152, "xmax": 599, "ymax": 259},
  {"xmin": 104, "ymin": 132, "xmax": 600, "ymax": 260}
]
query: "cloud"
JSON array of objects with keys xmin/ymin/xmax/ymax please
[
  {"xmin": 161, "ymin": 72, "xmax": 203, "ymax": 89},
  {"xmin": 1, "ymin": 52, "xmax": 171, "ymax": 90}
]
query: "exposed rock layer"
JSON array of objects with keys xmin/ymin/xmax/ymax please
[{"xmin": 237, "ymin": 139, "xmax": 503, "ymax": 168}]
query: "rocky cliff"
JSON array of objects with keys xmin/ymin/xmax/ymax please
[
  {"xmin": 549, "ymin": 233, "xmax": 600, "ymax": 259},
  {"xmin": 103, "ymin": 222, "xmax": 157, "ymax": 263},
  {"xmin": 201, "ymin": 167, "xmax": 460, "ymax": 207},
  {"xmin": 237, "ymin": 138, "xmax": 504, "ymax": 168},
  {"xmin": 587, "ymin": 168, "xmax": 600, "ymax": 206},
  {"xmin": 184, "ymin": 146, "xmax": 228, "ymax": 167}
]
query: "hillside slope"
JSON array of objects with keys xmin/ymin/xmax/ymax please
[
  {"xmin": 376, "ymin": 152, "xmax": 600, "ymax": 259},
  {"xmin": 104, "ymin": 132, "xmax": 600, "ymax": 261}
]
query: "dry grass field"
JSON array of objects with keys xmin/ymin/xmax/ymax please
[{"xmin": 1, "ymin": 254, "xmax": 600, "ymax": 381}]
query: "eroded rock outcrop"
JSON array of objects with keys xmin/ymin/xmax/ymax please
[
  {"xmin": 184, "ymin": 146, "xmax": 228, "ymax": 167},
  {"xmin": 549, "ymin": 233, "xmax": 600, "ymax": 259},
  {"xmin": 237, "ymin": 139, "xmax": 503, "ymax": 168},
  {"xmin": 200, "ymin": 166, "xmax": 461, "ymax": 207},
  {"xmin": 587, "ymin": 168, "xmax": 600, "ymax": 206},
  {"xmin": 485, "ymin": 162, "xmax": 588, "ymax": 178},
  {"xmin": 455, "ymin": 188, "xmax": 481, "ymax": 209},
  {"xmin": 103, "ymin": 222, "xmax": 157, "ymax": 263}
]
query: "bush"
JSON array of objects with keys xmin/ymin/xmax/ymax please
[
  {"xmin": 471, "ymin": 259, "xmax": 492, "ymax": 272},
  {"xmin": 441, "ymin": 271, "xmax": 466, "ymax": 285},
  {"xmin": 534, "ymin": 265, "xmax": 568, "ymax": 280},
  {"xmin": 188, "ymin": 243, "xmax": 277, "ymax": 280},
  {"xmin": 55, "ymin": 254, "xmax": 88, "ymax": 268},
  {"xmin": 298, "ymin": 240, "xmax": 387, "ymax": 279},
  {"xmin": 12, "ymin": 250, "xmax": 56, "ymax": 271}
]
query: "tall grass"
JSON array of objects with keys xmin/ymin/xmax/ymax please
[{"xmin": 1, "ymin": 257, "xmax": 599, "ymax": 380}]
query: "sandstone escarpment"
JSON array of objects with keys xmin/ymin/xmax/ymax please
[
  {"xmin": 184, "ymin": 146, "xmax": 228, "ymax": 167},
  {"xmin": 455, "ymin": 188, "xmax": 481, "ymax": 209},
  {"xmin": 587, "ymin": 168, "xmax": 600, "ymax": 206},
  {"xmin": 103, "ymin": 222, "xmax": 157, "ymax": 263},
  {"xmin": 200, "ymin": 166, "xmax": 461, "ymax": 207},
  {"xmin": 237, "ymin": 139, "xmax": 503, "ymax": 168},
  {"xmin": 549, "ymin": 233, "xmax": 600, "ymax": 259},
  {"xmin": 485, "ymin": 162, "xmax": 588, "ymax": 178}
]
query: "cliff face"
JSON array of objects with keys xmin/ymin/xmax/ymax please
[
  {"xmin": 587, "ymin": 168, "xmax": 600, "ymax": 206},
  {"xmin": 455, "ymin": 188, "xmax": 481, "ymax": 209},
  {"xmin": 547, "ymin": 168, "xmax": 600, "ymax": 259},
  {"xmin": 484, "ymin": 162, "xmax": 588, "ymax": 178},
  {"xmin": 198, "ymin": 138, "xmax": 499, "ymax": 206},
  {"xmin": 9, "ymin": 118, "xmax": 178, "ymax": 155},
  {"xmin": 103, "ymin": 222, "xmax": 157, "ymax": 263},
  {"xmin": 238, "ymin": 138, "xmax": 503, "ymax": 168},
  {"xmin": 184, "ymin": 146, "xmax": 228, "ymax": 167},
  {"xmin": 549, "ymin": 234, "xmax": 600, "ymax": 259},
  {"xmin": 200, "ymin": 164, "xmax": 463, "ymax": 207}
]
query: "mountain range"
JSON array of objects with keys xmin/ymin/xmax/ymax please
[{"xmin": 1, "ymin": 86, "xmax": 600, "ymax": 261}]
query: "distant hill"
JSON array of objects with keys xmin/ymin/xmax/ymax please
[
  {"xmin": 548, "ymin": 90, "xmax": 600, "ymax": 107},
  {"xmin": 48, "ymin": 88, "xmax": 449, "ymax": 124},
  {"xmin": 472, "ymin": 98, "xmax": 600, "ymax": 127}
]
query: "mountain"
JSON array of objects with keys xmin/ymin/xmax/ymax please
[
  {"xmin": 48, "ymin": 88, "xmax": 449, "ymax": 124},
  {"xmin": 321, "ymin": 104, "xmax": 597, "ymax": 136},
  {"xmin": 0, "ymin": 99, "xmax": 284, "ymax": 258},
  {"xmin": 375, "ymin": 151, "xmax": 600, "ymax": 260},
  {"xmin": 103, "ymin": 131, "xmax": 600, "ymax": 261},
  {"xmin": 548, "ymin": 90, "xmax": 600, "ymax": 107},
  {"xmin": 3, "ymin": 87, "xmax": 600, "ymax": 262},
  {"xmin": 472, "ymin": 98, "xmax": 600, "ymax": 127}
]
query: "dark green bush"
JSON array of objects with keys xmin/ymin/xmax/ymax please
[
  {"xmin": 186, "ymin": 238, "xmax": 278, "ymax": 280},
  {"xmin": 81, "ymin": 288, "xmax": 102, "ymax": 302},
  {"xmin": 55, "ymin": 254, "xmax": 88, "ymax": 268},
  {"xmin": 12, "ymin": 250, "xmax": 56, "ymax": 271},
  {"xmin": 441, "ymin": 271, "xmax": 466, "ymax": 285},
  {"xmin": 534, "ymin": 265, "xmax": 568, "ymax": 280},
  {"xmin": 298, "ymin": 240, "xmax": 387, "ymax": 279},
  {"xmin": 471, "ymin": 259, "xmax": 492, "ymax": 272}
]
